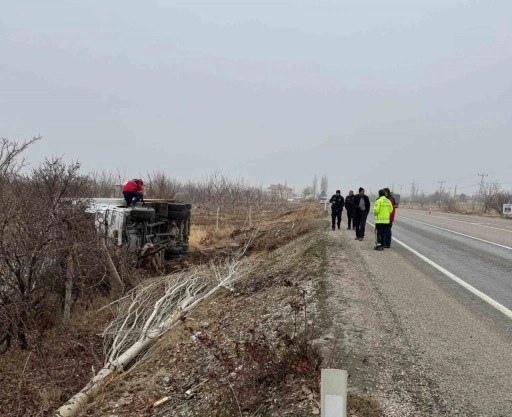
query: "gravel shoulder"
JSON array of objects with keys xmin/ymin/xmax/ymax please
[{"xmin": 323, "ymin": 226, "xmax": 512, "ymax": 417}]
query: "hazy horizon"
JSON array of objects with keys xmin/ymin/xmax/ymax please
[{"xmin": 1, "ymin": 0, "xmax": 511, "ymax": 195}]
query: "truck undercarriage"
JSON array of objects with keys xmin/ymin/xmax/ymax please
[{"xmin": 87, "ymin": 198, "xmax": 191, "ymax": 261}]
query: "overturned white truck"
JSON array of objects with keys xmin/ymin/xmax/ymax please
[{"xmin": 86, "ymin": 198, "xmax": 191, "ymax": 259}]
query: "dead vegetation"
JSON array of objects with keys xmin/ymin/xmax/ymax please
[{"xmin": 75, "ymin": 216, "xmax": 328, "ymax": 417}]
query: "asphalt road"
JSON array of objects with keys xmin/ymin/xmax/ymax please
[
  {"xmin": 392, "ymin": 209, "xmax": 512, "ymax": 312},
  {"xmin": 325, "ymin": 208, "xmax": 512, "ymax": 416}
]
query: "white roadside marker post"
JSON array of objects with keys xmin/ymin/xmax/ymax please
[{"xmin": 321, "ymin": 368, "xmax": 347, "ymax": 417}]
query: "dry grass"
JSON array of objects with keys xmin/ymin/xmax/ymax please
[
  {"xmin": 348, "ymin": 392, "xmax": 384, "ymax": 417},
  {"xmin": 0, "ymin": 299, "xmax": 114, "ymax": 417},
  {"xmin": 188, "ymin": 225, "xmax": 209, "ymax": 248}
]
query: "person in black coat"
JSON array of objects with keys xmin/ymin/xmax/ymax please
[
  {"xmin": 352, "ymin": 187, "xmax": 370, "ymax": 240},
  {"xmin": 329, "ymin": 190, "xmax": 344, "ymax": 230},
  {"xmin": 344, "ymin": 190, "xmax": 355, "ymax": 230}
]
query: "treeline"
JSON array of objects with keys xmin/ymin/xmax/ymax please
[
  {"xmin": 90, "ymin": 170, "xmax": 292, "ymax": 210},
  {"xmin": 404, "ymin": 183, "xmax": 512, "ymax": 215}
]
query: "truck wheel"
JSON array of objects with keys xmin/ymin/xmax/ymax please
[
  {"xmin": 165, "ymin": 246, "xmax": 183, "ymax": 256},
  {"xmin": 168, "ymin": 210, "xmax": 190, "ymax": 219},
  {"xmin": 131, "ymin": 208, "xmax": 155, "ymax": 221},
  {"xmin": 167, "ymin": 203, "xmax": 188, "ymax": 211}
]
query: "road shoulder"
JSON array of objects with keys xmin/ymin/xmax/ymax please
[{"xmin": 322, "ymin": 227, "xmax": 512, "ymax": 417}]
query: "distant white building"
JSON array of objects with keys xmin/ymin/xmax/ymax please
[{"xmin": 266, "ymin": 184, "xmax": 294, "ymax": 200}]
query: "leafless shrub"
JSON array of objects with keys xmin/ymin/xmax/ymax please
[
  {"xmin": 490, "ymin": 190, "xmax": 512, "ymax": 215},
  {"xmin": 0, "ymin": 150, "xmax": 115, "ymax": 353},
  {"xmin": 88, "ymin": 170, "xmax": 125, "ymax": 197},
  {"xmin": 481, "ymin": 182, "xmax": 502, "ymax": 213},
  {"xmin": 446, "ymin": 197, "xmax": 458, "ymax": 212},
  {"xmin": 0, "ymin": 135, "xmax": 40, "ymax": 178},
  {"xmin": 145, "ymin": 169, "xmax": 180, "ymax": 199},
  {"xmin": 190, "ymin": 291, "xmax": 320, "ymax": 415}
]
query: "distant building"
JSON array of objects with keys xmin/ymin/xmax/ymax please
[
  {"xmin": 288, "ymin": 194, "xmax": 304, "ymax": 202},
  {"xmin": 266, "ymin": 184, "xmax": 294, "ymax": 200}
]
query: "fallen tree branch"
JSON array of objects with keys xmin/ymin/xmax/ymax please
[{"xmin": 54, "ymin": 237, "xmax": 254, "ymax": 417}]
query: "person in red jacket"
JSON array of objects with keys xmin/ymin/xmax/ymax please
[{"xmin": 122, "ymin": 179, "xmax": 144, "ymax": 207}]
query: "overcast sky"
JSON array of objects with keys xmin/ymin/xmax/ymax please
[{"xmin": 1, "ymin": 0, "xmax": 511, "ymax": 195}]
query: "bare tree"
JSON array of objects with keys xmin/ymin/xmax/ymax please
[
  {"xmin": 492, "ymin": 190, "xmax": 512, "ymax": 214},
  {"xmin": 89, "ymin": 170, "xmax": 124, "ymax": 197},
  {"xmin": 481, "ymin": 182, "xmax": 502, "ymax": 213},
  {"xmin": 320, "ymin": 175, "xmax": 328, "ymax": 197},
  {"xmin": 302, "ymin": 186, "xmax": 313, "ymax": 200},
  {"xmin": 0, "ymin": 136, "xmax": 40, "ymax": 178},
  {"xmin": 145, "ymin": 169, "xmax": 180, "ymax": 199},
  {"xmin": 311, "ymin": 175, "xmax": 318, "ymax": 200},
  {"xmin": 0, "ymin": 157, "xmax": 106, "ymax": 353}
]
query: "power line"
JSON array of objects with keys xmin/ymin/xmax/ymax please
[
  {"xmin": 438, "ymin": 180, "xmax": 445, "ymax": 206},
  {"xmin": 477, "ymin": 173, "xmax": 488, "ymax": 195}
]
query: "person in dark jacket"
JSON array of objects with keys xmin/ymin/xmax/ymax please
[
  {"xmin": 383, "ymin": 187, "xmax": 397, "ymax": 248},
  {"xmin": 344, "ymin": 190, "xmax": 355, "ymax": 230},
  {"xmin": 352, "ymin": 187, "xmax": 370, "ymax": 240},
  {"xmin": 329, "ymin": 190, "xmax": 344, "ymax": 230},
  {"xmin": 122, "ymin": 178, "xmax": 144, "ymax": 207}
]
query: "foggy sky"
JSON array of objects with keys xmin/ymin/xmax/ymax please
[{"xmin": 1, "ymin": 0, "xmax": 511, "ymax": 195}]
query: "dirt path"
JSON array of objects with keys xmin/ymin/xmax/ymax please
[{"xmin": 322, "ymin": 226, "xmax": 512, "ymax": 417}]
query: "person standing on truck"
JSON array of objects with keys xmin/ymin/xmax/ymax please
[
  {"xmin": 373, "ymin": 189, "xmax": 393, "ymax": 251},
  {"xmin": 344, "ymin": 190, "xmax": 355, "ymax": 230},
  {"xmin": 383, "ymin": 187, "xmax": 397, "ymax": 248},
  {"xmin": 122, "ymin": 178, "xmax": 144, "ymax": 207},
  {"xmin": 353, "ymin": 187, "xmax": 370, "ymax": 240},
  {"xmin": 329, "ymin": 190, "xmax": 344, "ymax": 230}
]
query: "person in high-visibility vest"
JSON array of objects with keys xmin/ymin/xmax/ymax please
[
  {"xmin": 122, "ymin": 178, "xmax": 144, "ymax": 207},
  {"xmin": 373, "ymin": 189, "xmax": 393, "ymax": 251}
]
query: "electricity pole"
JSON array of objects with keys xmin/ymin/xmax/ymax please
[
  {"xmin": 477, "ymin": 173, "xmax": 488, "ymax": 197},
  {"xmin": 438, "ymin": 180, "xmax": 445, "ymax": 207},
  {"xmin": 410, "ymin": 182, "xmax": 416, "ymax": 202}
]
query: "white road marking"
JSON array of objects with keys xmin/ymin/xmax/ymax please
[
  {"xmin": 400, "ymin": 216, "xmax": 512, "ymax": 251},
  {"xmin": 393, "ymin": 236, "xmax": 512, "ymax": 320},
  {"xmin": 366, "ymin": 221, "xmax": 512, "ymax": 320},
  {"xmin": 414, "ymin": 212, "xmax": 512, "ymax": 233}
]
